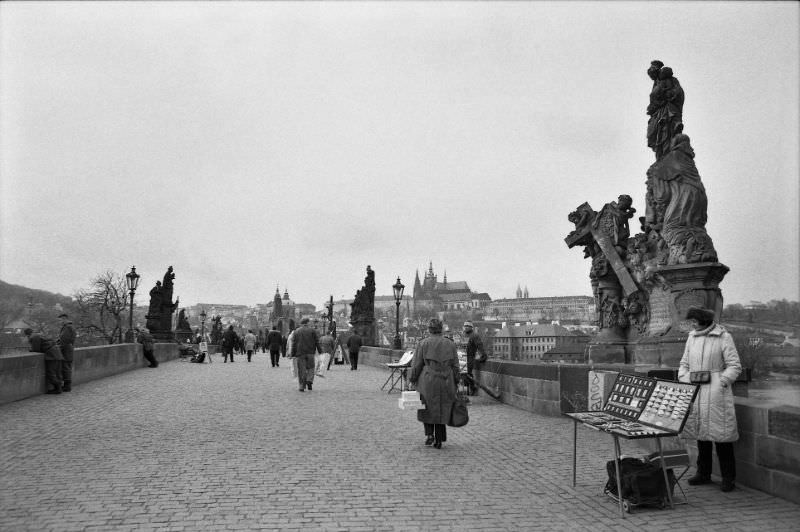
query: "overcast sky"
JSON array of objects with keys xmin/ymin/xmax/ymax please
[{"xmin": 1, "ymin": 1, "xmax": 798, "ymax": 310}]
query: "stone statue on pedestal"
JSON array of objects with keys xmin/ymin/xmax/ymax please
[
  {"xmin": 350, "ymin": 265, "xmax": 376, "ymax": 346},
  {"xmin": 210, "ymin": 316, "xmax": 223, "ymax": 345},
  {"xmin": 145, "ymin": 266, "xmax": 180, "ymax": 341},
  {"xmin": 566, "ymin": 61, "xmax": 729, "ymax": 366}
]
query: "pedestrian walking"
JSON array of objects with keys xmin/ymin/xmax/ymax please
[
  {"xmin": 57, "ymin": 313, "xmax": 76, "ymax": 392},
  {"xmin": 291, "ymin": 317, "xmax": 321, "ymax": 392},
  {"xmin": 244, "ymin": 329, "xmax": 257, "ymax": 362},
  {"xmin": 266, "ymin": 326, "xmax": 282, "ymax": 367},
  {"xmin": 135, "ymin": 327, "xmax": 159, "ymax": 368},
  {"xmin": 347, "ymin": 329, "xmax": 363, "ymax": 371},
  {"xmin": 679, "ymin": 306, "xmax": 742, "ymax": 492},
  {"xmin": 221, "ymin": 325, "xmax": 238, "ymax": 363},
  {"xmin": 318, "ymin": 331, "xmax": 335, "ymax": 374},
  {"xmin": 409, "ymin": 318, "xmax": 459, "ymax": 449},
  {"xmin": 24, "ymin": 328, "xmax": 64, "ymax": 394}
]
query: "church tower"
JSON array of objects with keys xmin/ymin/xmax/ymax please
[
  {"xmin": 516, "ymin": 284, "xmax": 523, "ymax": 299},
  {"xmin": 423, "ymin": 261, "xmax": 437, "ymax": 292},
  {"xmin": 273, "ymin": 285, "xmax": 283, "ymax": 318},
  {"xmin": 413, "ymin": 269, "xmax": 423, "ymax": 299},
  {"xmin": 524, "ymin": 286, "xmax": 529, "ymax": 298}
]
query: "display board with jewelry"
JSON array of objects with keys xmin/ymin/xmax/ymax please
[{"xmin": 565, "ymin": 373, "xmax": 699, "ymax": 440}]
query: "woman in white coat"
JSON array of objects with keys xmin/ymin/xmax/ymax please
[{"xmin": 678, "ymin": 306, "xmax": 742, "ymax": 492}]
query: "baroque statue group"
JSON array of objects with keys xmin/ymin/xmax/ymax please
[{"xmin": 565, "ymin": 60, "xmax": 728, "ymax": 365}]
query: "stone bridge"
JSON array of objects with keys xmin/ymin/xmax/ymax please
[{"xmin": 1, "ymin": 345, "xmax": 799, "ymax": 531}]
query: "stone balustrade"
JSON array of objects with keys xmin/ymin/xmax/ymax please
[{"xmin": 0, "ymin": 342, "xmax": 180, "ymax": 404}]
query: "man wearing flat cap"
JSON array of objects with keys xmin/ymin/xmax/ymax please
[
  {"xmin": 463, "ymin": 321, "xmax": 487, "ymax": 396},
  {"xmin": 57, "ymin": 313, "xmax": 76, "ymax": 392}
]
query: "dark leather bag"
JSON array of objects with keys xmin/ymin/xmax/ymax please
[{"xmin": 447, "ymin": 397, "xmax": 469, "ymax": 427}]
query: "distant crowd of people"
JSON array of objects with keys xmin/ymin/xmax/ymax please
[{"xmin": 211, "ymin": 319, "xmax": 364, "ymax": 391}]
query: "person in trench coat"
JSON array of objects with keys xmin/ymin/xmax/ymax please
[
  {"xmin": 678, "ymin": 306, "xmax": 742, "ymax": 492},
  {"xmin": 409, "ymin": 318, "xmax": 459, "ymax": 449}
]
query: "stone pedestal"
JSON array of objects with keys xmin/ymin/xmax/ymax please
[
  {"xmin": 589, "ymin": 262, "xmax": 729, "ymax": 366},
  {"xmin": 151, "ymin": 331, "xmax": 174, "ymax": 342},
  {"xmin": 633, "ymin": 262, "xmax": 729, "ymax": 366}
]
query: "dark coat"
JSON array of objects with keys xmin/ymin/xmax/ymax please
[
  {"xmin": 137, "ymin": 330, "xmax": 155, "ymax": 351},
  {"xmin": 267, "ymin": 330, "xmax": 282, "ymax": 350},
  {"xmin": 28, "ymin": 334, "xmax": 63, "ymax": 361},
  {"xmin": 410, "ymin": 334, "xmax": 458, "ymax": 425},
  {"xmin": 293, "ymin": 326, "xmax": 321, "ymax": 356},
  {"xmin": 346, "ymin": 333, "xmax": 363, "ymax": 353},
  {"xmin": 222, "ymin": 328, "xmax": 238, "ymax": 349},
  {"xmin": 58, "ymin": 322, "xmax": 76, "ymax": 361}
]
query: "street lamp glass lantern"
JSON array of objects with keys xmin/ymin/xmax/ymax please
[
  {"xmin": 200, "ymin": 309, "xmax": 207, "ymax": 321},
  {"xmin": 126, "ymin": 266, "xmax": 140, "ymax": 292},
  {"xmin": 392, "ymin": 277, "xmax": 405, "ymax": 302}
]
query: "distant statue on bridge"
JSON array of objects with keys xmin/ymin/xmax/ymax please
[{"xmin": 145, "ymin": 266, "xmax": 180, "ymax": 340}]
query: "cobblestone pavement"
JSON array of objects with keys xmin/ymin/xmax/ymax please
[{"xmin": 2, "ymin": 354, "xmax": 799, "ymax": 531}]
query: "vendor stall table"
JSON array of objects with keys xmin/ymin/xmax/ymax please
[{"xmin": 564, "ymin": 373, "xmax": 699, "ymax": 518}]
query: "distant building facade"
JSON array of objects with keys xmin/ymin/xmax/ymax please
[
  {"xmin": 492, "ymin": 323, "xmax": 589, "ymax": 361},
  {"xmin": 485, "ymin": 294, "xmax": 595, "ymax": 323}
]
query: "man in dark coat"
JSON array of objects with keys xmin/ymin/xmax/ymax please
[
  {"xmin": 463, "ymin": 321, "xmax": 487, "ymax": 395},
  {"xmin": 57, "ymin": 313, "xmax": 77, "ymax": 392},
  {"xmin": 292, "ymin": 317, "xmax": 321, "ymax": 391},
  {"xmin": 24, "ymin": 328, "xmax": 64, "ymax": 394},
  {"xmin": 221, "ymin": 325, "xmax": 238, "ymax": 363},
  {"xmin": 136, "ymin": 328, "xmax": 158, "ymax": 368},
  {"xmin": 266, "ymin": 326, "xmax": 282, "ymax": 368},
  {"xmin": 346, "ymin": 329, "xmax": 363, "ymax": 371}
]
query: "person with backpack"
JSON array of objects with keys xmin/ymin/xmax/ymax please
[
  {"xmin": 24, "ymin": 328, "xmax": 64, "ymax": 394},
  {"xmin": 136, "ymin": 327, "xmax": 158, "ymax": 368}
]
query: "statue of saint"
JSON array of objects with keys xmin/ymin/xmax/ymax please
[
  {"xmin": 148, "ymin": 281, "xmax": 162, "ymax": 316},
  {"xmin": 646, "ymin": 61, "xmax": 685, "ymax": 160},
  {"xmin": 645, "ymin": 134, "xmax": 717, "ymax": 264},
  {"xmin": 177, "ymin": 309, "xmax": 191, "ymax": 331}
]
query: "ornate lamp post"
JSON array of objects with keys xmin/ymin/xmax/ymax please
[
  {"xmin": 392, "ymin": 277, "xmax": 405, "ymax": 349},
  {"xmin": 125, "ymin": 266, "xmax": 140, "ymax": 342},
  {"xmin": 200, "ymin": 309, "xmax": 207, "ymax": 341}
]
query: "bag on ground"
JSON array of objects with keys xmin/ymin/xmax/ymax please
[{"xmin": 604, "ymin": 457, "xmax": 675, "ymax": 505}]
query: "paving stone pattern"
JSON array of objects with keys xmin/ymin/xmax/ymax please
[{"xmin": 1, "ymin": 353, "xmax": 799, "ymax": 531}]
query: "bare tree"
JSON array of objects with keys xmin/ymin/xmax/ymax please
[{"xmin": 74, "ymin": 270, "xmax": 129, "ymax": 344}]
